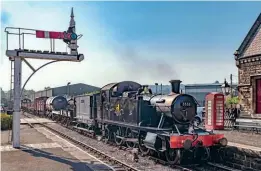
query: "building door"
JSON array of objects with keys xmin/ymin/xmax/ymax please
[{"xmin": 256, "ymin": 79, "xmax": 261, "ymax": 113}]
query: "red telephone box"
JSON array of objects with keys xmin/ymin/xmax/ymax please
[{"xmin": 205, "ymin": 92, "xmax": 225, "ymax": 130}]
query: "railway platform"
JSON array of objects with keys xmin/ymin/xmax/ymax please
[
  {"xmin": 1, "ymin": 124, "xmax": 114, "ymax": 171},
  {"xmin": 214, "ymin": 129, "xmax": 261, "ymax": 148}
]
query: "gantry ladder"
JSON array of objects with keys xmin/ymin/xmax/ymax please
[
  {"xmin": 8, "ymin": 59, "xmax": 15, "ymax": 143},
  {"xmin": 10, "ymin": 60, "xmax": 14, "ymax": 104}
]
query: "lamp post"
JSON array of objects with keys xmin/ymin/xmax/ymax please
[
  {"xmin": 221, "ymin": 79, "xmax": 230, "ymax": 96},
  {"xmin": 160, "ymin": 83, "xmax": 163, "ymax": 95},
  {"xmin": 155, "ymin": 83, "xmax": 158, "ymax": 94},
  {"xmin": 67, "ymin": 82, "xmax": 71, "ymax": 97}
]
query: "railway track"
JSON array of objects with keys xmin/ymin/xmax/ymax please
[
  {"xmin": 22, "ymin": 112, "xmax": 240, "ymax": 171},
  {"xmin": 147, "ymin": 156, "xmax": 238, "ymax": 171},
  {"xmin": 192, "ymin": 162, "xmax": 242, "ymax": 171}
]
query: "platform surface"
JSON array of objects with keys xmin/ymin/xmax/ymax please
[
  {"xmin": 214, "ymin": 129, "xmax": 261, "ymax": 150},
  {"xmin": 1, "ymin": 125, "xmax": 113, "ymax": 171}
]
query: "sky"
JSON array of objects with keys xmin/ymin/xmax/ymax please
[{"xmin": 0, "ymin": 1, "xmax": 261, "ymax": 91}]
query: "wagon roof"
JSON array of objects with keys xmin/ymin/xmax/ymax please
[
  {"xmin": 35, "ymin": 96, "xmax": 48, "ymax": 100},
  {"xmin": 100, "ymin": 83, "xmax": 118, "ymax": 91}
]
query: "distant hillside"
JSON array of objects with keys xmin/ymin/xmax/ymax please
[
  {"xmin": 149, "ymin": 84, "xmax": 185, "ymax": 94},
  {"xmin": 1, "ymin": 88, "xmax": 35, "ymax": 100}
]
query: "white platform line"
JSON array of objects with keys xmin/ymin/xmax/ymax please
[
  {"xmin": 39, "ymin": 128, "xmax": 115, "ymax": 171},
  {"xmin": 1, "ymin": 143, "xmax": 61, "ymax": 152}
]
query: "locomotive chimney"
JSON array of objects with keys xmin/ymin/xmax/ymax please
[{"xmin": 169, "ymin": 80, "xmax": 182, "ymax": 94}]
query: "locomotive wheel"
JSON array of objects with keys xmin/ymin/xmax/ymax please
[
  {"xmin": 194, "ymin": 147, "xmax": 210, "ymax": 162},
  {"xmin": 126, "ymin": 128, "xmax": 136, "ymax": 148},
  {"xmin": 103, "ymin": 127, "xmax": 110, "ymax": 144},
  {"xmin": 165, "ymin": 139, "xmax": 180, "ymax": 165},
  {"xmin": 138, "ymin": 132, "xmax": 150, "ymax": 156},
  {"xmin": 114, "ymin": 127, "xmax": 123, "ymax": 146}
]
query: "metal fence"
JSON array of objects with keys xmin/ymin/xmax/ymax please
[
  {"xmin": 200, "ymin": 108, "xmax": 238, "ymax": 129},
  {"xmin": 224, "ymin": 108, "xmax": 239, "ymax": 128}
]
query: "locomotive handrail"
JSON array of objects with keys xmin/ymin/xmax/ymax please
[
  {"xmin": 192, "ymin": 124, "xmax": 214, "ymax": 135},
  {"xmin": 151, "ymin": 105, "xmax": 172, "ymax": 108}
]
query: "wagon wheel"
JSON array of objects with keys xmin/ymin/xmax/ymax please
[
  {"xmin": 165, "ymin": 139, "xmax": 180, "ymax": 165},
  {"xmin": 138, "ymin": 131, "xmax": 150, "ymax": 156},
  {"xmin": 65, "ymin": 119, "xmax": 71, "ymax": 127},
  {"xmin": 88, "ymin": 126, "xmax": 96, "ymax": 138},
  {"xmin": 114, "ymin": 127, "xmax": 124, "ymax": 146},
  {"xmin": 103, "ymin": 127, "xmax": 110, "ymax": 144},
  {"xmin": 126, "ymin": 128, "xmax": 136, "ymax": 148}
]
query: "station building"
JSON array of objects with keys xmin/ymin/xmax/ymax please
[
  {"xmin": 185, "ymin": 82, "xmax": 238, "ymax": 107},
  {"xmin": 234, "ymin": 13, "xmax": 261, "ymax": 118}
]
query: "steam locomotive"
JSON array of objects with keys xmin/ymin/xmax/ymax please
[{"xmin": 22, "ymin": 79, "xmax": 227, "ymax": 164}]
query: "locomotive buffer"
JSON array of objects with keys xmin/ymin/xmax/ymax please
[{"xmin": 5, "ymin": 8, "xmax": 84, "ymax": 148}]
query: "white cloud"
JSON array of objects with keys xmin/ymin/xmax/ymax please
[{"xmin": 0, "ymin": 2, "xmax": 238, "ymax": 92}]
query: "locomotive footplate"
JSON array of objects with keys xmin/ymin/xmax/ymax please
[{"xmin": 100, "ymin": 119, "xmax": 172, "ymax": 133}]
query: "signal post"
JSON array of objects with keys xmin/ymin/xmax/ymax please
[{"xmin": 5, "ymin": 8, "xmax": 84, "ymax": 148}]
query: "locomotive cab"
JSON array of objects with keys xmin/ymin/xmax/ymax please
[{"xmin": 100, "ymin": 81, "xmax": 142, "ymax": 101}]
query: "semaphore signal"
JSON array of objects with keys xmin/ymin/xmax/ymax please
[
  {"xmin": 4, "ymin": 7, "xmax": 84, "ymax": 148},
  {"xmin": 35, "ymin": 30, "xmax": 78, "ymax": 40}
]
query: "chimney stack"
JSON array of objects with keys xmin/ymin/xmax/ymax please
[{"xmin": 169, "ymin": 80, "xmax": 182, "ymax": 94}]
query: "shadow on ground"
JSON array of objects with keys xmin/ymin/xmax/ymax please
[{"xmin": 20, "ymin": 145, "xmax": 112, "ymax": 171}]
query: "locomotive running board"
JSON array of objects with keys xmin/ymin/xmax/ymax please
[{"xmin": 100, "ymin": 119, "xmax": 172, "ymax": 132}]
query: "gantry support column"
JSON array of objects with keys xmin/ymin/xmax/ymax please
[{"xmin": 13, "ymin": 57, "xmax": 22, "ymax": 148}]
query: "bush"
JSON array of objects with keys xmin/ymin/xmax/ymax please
[
  {"xmin": 1, "ymin": 113, "xmax": 12, "ymax": 130},
  {"xmin": 226, "ymin": 96, "xmax": 239, "ymax": 105}
]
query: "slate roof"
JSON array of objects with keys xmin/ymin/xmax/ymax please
[{"xmin": 235, "ymin": 13, "xmax": 261, "ymax": 59}]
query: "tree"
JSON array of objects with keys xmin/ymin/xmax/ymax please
[{"xmin": 1, "ymin": 88, "xmax": 6, "ymax": 99}]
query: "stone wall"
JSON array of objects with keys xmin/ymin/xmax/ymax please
[
  {"xmin": 238, "ymin": 85, "xmax": 253, "ymax": 115},
  {"xmin": 238, "ymin": 58, "xmax": 261, "ymax": 115},
  {"xmin": 219, "ymin": 146, "xmax": 261, "ymax": 171}
]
